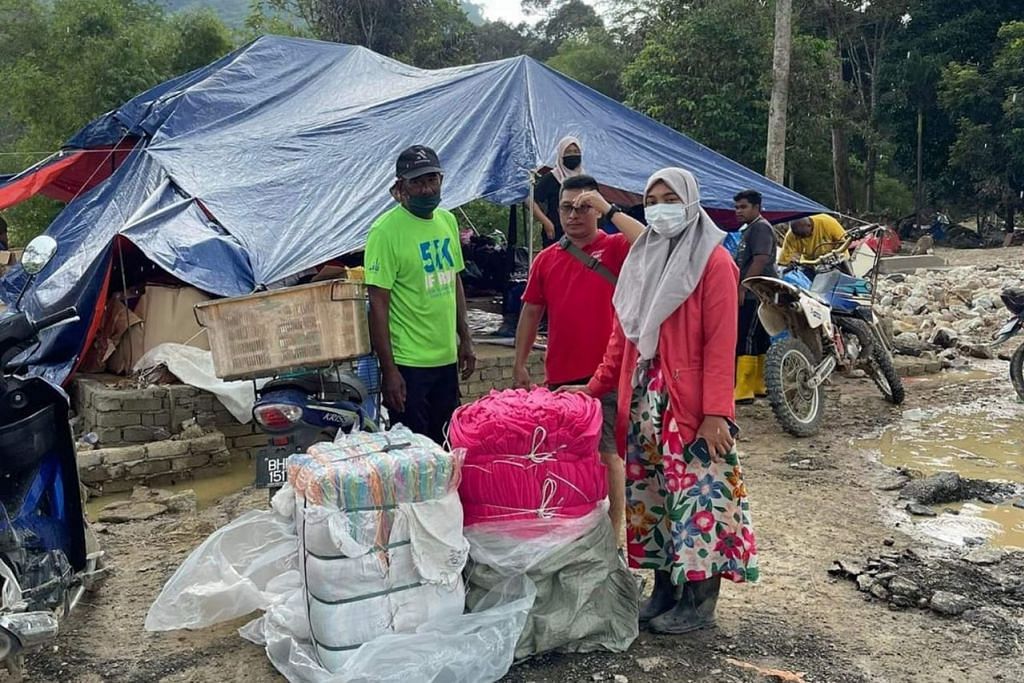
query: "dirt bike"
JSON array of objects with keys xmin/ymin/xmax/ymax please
[
  {"xmin": 743, "ymin": 224, "xmax": 905, "ymax": 437},
  {"xmin": 994, "ymin": 287, "xmax": 1024, "ymax": 401}
]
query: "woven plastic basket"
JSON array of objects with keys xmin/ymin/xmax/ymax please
[{"xmin": 194, "ymin": 280, "xmax": 370, "ymax": 380}]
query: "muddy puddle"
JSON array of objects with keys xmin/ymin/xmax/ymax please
[
  {"xmin": 865, "ymin": 391, "xmax": 1024, "ymax": 550},
  {"xmin": 85, "ymin": 456, "xmax": 256, "ymax": 519}
]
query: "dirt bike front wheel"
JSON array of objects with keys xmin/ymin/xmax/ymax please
[{"xmin": 765, "ymin": 336, "xmax": 825, "ymax": 437}]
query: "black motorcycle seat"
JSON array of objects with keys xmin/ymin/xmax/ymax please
[{"xmin": 1001, "ymin": 287, "xmax": 1024, "ymax": 315}]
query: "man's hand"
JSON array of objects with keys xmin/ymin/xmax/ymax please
[
  {"xmin": 513, "ymin": 364, "xmax": 532, "ymax": 389},
  {"xmin": 696, "ymin": 416, "xmax": 734, "ymax": 461},
  {"xmin": 555, "ymin": 384, "xmax": 593, "ymax": 396},
  {"xmin": 382, "ymin": 367, "xmax": 406, "ymax": 414},
  {"xmin": 458, "ymin": 340, "xmax": 477, "ymax": 381},
  {"xmin": 542, "ymin": 218, "xmax": 556, "ymax": 240},
  {"xmin": 572, "ymin": 190, "xmax": 611, "ymax": 218}
]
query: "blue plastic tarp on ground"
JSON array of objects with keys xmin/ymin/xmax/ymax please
[{"xmin": 1, "ymin": 36, "xmax": 829, "ymax": 382}]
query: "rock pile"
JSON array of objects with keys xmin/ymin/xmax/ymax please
[
  {"xmin": 876, "ymin": 264, "xmax": 1021, "ymax": 364},
  {"xmin": 829, "ymin": 546, "xmax": 1024, "ymax": 644}
]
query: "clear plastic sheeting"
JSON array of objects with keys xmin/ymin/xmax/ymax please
[
  {"xmin": 134, "ymin": 343, "xmax": 265, "ymax": 423},
  {"xmin": 241, "ymin": 574, "xmax": 535, "ymax": 683},
  {"xmin": 144, "ymin": 489, "xmax": 536, "ymax": 682},
  {"xmin": 465, "ymin": 505, "xmax": 640, "ymax": 660},
  {"xmin": 144, "ymin": 508, "xmax": 298, "ymax": 631}
]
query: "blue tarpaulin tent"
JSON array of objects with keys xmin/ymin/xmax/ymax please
[{"xmin": 0, "ymin": 36, "xmax": 828, "ymax": 383}]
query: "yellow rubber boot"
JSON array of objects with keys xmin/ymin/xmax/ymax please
[
  {"xmin": 734, "ymin": 355, "xmax": 758, "ymax": 405},
  {"xmin": 755, "ymin": 355, "xmax": 768, "ymax": 398}
]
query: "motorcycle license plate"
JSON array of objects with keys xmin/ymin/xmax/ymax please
[{"xmin": 256, "ymin": 446, "xmax": 292, "ymax": 488}]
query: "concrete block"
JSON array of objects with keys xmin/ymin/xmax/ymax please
[
  {"xmin": 95, "ymin": 412, "xmax": 142, "ymax": 428},
  {"xmin": 100, "ymin": 446, "xmax": 146, "ymax": 465},
  {"xmin": 76, "ymin": 450, "xmax": 104, "ymax": 469},
  {"xmin": 122, "ymin": 426, "xmax": 157, "ymax": 443},
  {"xmin": 189, "ymin": 463, "xmax": 232, "ymax": 480},
  {"xmin": 98, "ymin": 478, "xmax": 134, "ymax": 495},
  {"xmin": 78, "ymin": 466, "xmax": 109, "ymax": 484},
  {"xmin": 145, "ymin": 439, "xmax": 190, "ymax": 459},
  {"xmin": 231, "ymin": 433, "xmax": 271, "ymax": 449},
  {"xmin": 140, "ymin": 414, "xmax": 156, "ymax": 427},
  {"xmin": 480, "ymin": 367, "xmax": 501, "ymax": 381},
  {"xmin": 126, "ymin": 459, "xmax": 172, "ymax": 477},
  {"xmin": 878, "ymin": 255, "xmax": 949, "ymax": 274},
  {"xmin": 219, "ymin": 423, "xmax": 257, "ymax": 438},
  {"xmin": 93, "ymin": 397, "xmax": 123, "ymax": 412},
  {"xmin": 171, "ymin": 453, "xmax": 212, "ymax": 471},
  {"xmin": 94, "ymin": 427, "xmax": 124, "ymax": 445},
  {"xmin": 190, "ymin": 433, "xmax": 228, "ymax": 453},
  {"xmin": 128, "ymin": 398, "xmax": 163, "ymax": 412}
]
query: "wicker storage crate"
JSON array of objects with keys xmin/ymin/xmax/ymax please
[{"xmin": 195, "ymin": 280, "xmax": 370, "ymax": 380}]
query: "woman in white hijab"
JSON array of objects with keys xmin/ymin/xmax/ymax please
[
  {"xmin": 577, "ymin": 168, "xmax": 759, "ymax": 634},
  {"xmin": 531, "ymin": 135, "xmax": 585, "ymax": 246}
]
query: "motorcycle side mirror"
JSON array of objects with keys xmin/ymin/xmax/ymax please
[{"xmin": 21, "ymin": 236, "xmax": 58, "ymax": 275}]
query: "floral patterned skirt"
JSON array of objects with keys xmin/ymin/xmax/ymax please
[{"xmin": 625, "ymin": 359, "xmax": 759, "ymax": 585}]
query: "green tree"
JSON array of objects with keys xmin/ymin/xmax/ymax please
[
  {"xmin": 546, "ymin": 28, "xmax": 624, "ymax": 99},
  {"xmin": 622, "ymin": 0, "xmax": 773, "ymax": 172},
  {"xmin": 939, "ymin": 20, "xmax": 1024, "ymax": 229},
  {"xmin": 0, "ymin": 0, "xmax": 236, "ymax": 242}
]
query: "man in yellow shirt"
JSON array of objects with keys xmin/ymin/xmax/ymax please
[{"xmin": 779, "ymin": 214, "xmax": 847, "ymax": 266}]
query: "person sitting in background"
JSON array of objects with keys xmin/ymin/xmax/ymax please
[
  {"xmin": 531, "ymin": 136, "xmax": 586, "ymax": 247},
  {"xmin": 779, "ymin": 213, "xmax": 847, "ymax": 267}
]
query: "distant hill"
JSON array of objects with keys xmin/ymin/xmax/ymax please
[
  {"xmin": 159, "ymin": 0, "xmax": 250, "ymax": 27},
  {"xmin": 159, "ymin": 1, "xmax": 487, "ymax": 29}
]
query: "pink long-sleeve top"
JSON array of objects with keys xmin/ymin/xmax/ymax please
[{"xmin": 586, "ymin": 246, "xmax": 740, "ymax": 455}]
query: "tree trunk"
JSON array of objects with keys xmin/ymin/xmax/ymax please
[
  {"xmin": 865, "ymin": 144, "xmax": 877, "ymax": 212},
  {"xmin": 915, "ymin": 106, "xmax": 924, "ymax": 232},
  {"xmin": 829, "ymin": 35, "xmax": 853, "ymax": 212},
  {"xmin": 765, "ymin": 0, "xmax": 793, "ymax": 183}
]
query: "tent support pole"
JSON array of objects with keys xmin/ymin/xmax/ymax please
[{"xmin": 527, "ymin": 172, "xmax": 536, "ymax": 267}]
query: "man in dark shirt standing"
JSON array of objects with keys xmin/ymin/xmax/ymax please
[{"xmin": 733, "ymin": 190, "xmax": 777, "ymax": 405}]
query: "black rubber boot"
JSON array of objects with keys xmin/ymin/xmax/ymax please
[
  {"xmin": 638, "ymin": 570, "xmax": 677, "ymax": 624},
  {"xmin": 649, "ymin": 576, "xmax": 721, "ymax": 634}
]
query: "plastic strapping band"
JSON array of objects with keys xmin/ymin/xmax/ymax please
[
  {"xmin": 308, "ymin": 581, "xmax": 424, "ymax": 606},
  {"xmin": 305, "ymin": 539, "xmax": 411, "ymax": 562}
]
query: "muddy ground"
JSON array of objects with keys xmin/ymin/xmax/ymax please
[{"xmin": 20, "ymin": 248, "xmax": 1024, "ymax": 683}]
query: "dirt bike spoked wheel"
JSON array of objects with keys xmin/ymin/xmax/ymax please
[
  {"xmin": 765, "ymin": 337, "xmax": 825, "ymax": 437},
  {"xmin": 1010, "ymin": 342, "xmax": 1024, "ymax": 402},
  {"xmin": 838, "ymin": 317, "xmax": 905, "ymax": 405}
]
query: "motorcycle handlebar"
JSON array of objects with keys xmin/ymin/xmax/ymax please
[
  {"xmin": 33, "ymin": 307, "xmax": 79, "ymax": 332},
  {"xmin": 795, "ymin": 224, "xmax": 882, "ymax": 267}
]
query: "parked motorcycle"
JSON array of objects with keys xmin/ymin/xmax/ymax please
[
  {"xmin": 0, "ymin": 236, "xmax": 107, "ymax": 679},
  {"xmin": 744, "ymin": 224, "xmax": 905, "ymax": 437},
  {"xmin": 252, "ymin": 361, "xmax": 379, "ymax": 495},
  {"xmin": 994, "ymin": 287, "xmax": 1024, "ymax": 401}
]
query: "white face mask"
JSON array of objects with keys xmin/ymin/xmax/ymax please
[{"xmin": 645, "ymin": 201, "xmax": 696, "ymax": 237}]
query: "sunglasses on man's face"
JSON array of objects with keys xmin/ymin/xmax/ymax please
[{"xmin": 558, "ymin": 203, "xmax": 593, "ymax": 215}]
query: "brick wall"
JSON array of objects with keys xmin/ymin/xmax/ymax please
[
  {"xmin": 77, "ymin": 433, "xmax": 235, "ymax": 495},
  {"xmin": 73, "ymin": 377, "xmax": 264, "ymax": 456},
  {"xmin": 72, "ymin": 346, "xmax": 548, "ymax": 490},
  {"xmin": 459, "ymin": 347, "xmax": 545, "ymax": 402}
]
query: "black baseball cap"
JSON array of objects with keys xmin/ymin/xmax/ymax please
[{"xmin": 396, "ymin": 145, "xmax": 443, "ymax": 179}]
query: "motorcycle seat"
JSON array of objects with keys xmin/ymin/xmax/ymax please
[{"xmin": 1001, "ymin": 287, "xmax": 1024, "ymax": 315}]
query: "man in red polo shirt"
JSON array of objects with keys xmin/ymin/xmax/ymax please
[{"xmin": 513, "ymin": 174, "xmax": 645, "ymax": 539}]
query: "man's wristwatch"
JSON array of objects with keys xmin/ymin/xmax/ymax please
[{"xmin": 604, "ymin": 204, "xmax": 622, "ymax": 221}]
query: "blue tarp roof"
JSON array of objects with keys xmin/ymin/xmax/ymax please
[{"xmin": 1, "ymin": 35, "xmax": 828, "ymax": 382}]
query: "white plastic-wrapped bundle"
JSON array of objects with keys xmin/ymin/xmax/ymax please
[{"xmin": 289, "ymin": 427, "xmax": 469, "ymax": 672}]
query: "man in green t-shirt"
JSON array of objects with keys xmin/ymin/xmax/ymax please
[{"xmin": 365, "ymin": 145, "xmax": 476, "ymax": 444}]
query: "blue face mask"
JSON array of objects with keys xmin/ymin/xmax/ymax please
[{"xmin": 407, "ymin": 193, "xmax": 441, "ymax": 218}]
